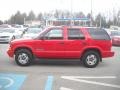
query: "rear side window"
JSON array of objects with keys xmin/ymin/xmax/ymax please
[
  {"xmin": 68, "ymin": 28, "xmax": 85, "ymax": 40},
  {"xmin": 88, "ymin": 28, "xmax": 111, "ymax": 40}
]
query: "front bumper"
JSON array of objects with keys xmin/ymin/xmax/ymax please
[{"xmin": 7, "ymin": 47, "xmax": 14, "ymax": 58}]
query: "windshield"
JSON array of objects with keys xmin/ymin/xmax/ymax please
[
  {"xmin": 34, "ymin": 27, "xmax": 49, "ymax": 39},
  {"xmin": 0, "ymin": 29, "xmax": 15, "ymax": 33},
  {"xmin": 26, "ymin": 28, "xmax": 42, "ymax": 34}
]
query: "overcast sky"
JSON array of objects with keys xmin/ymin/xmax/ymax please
[{"xmin": 0, "ymin": 0, "xmax": 120, "ymax": 21}]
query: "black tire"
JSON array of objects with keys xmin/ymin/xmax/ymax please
[
  {"xmin": 81, "ymin": 51, "xmax": 101, "ymax": 68},
  {"xmin": 15, "ymin": 49, "xmax": 33, "ymax": 66}
]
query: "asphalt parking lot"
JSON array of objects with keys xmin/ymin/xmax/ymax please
[{"xmin": 0, "ymin": 43, "xmax": 120, "ymax": 90}]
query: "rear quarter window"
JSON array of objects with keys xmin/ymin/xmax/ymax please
[{"xmin": 88, "ymin": 28, "xmax": 111, "ymax": 40}]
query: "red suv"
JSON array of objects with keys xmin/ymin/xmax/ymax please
[{"xmin": 7, "ymin": 26, "xmax": 114, "ymax": 68}]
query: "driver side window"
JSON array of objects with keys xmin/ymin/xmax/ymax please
[{"xmin": 44, "ymin": 29, "xmax": 63, "ymax": 40}]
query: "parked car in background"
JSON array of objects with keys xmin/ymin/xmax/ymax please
[
  {"xmin": 7, "ymin": 26, "xmax": 114, "ymax": 68},
  {"xmin": 0, "ymin": 28, "xmax": 23, "ymax": 43},
  {"xmin": 14, "ymin": 25, "xmax": 24, "ymax": 28},
  {"xmin": 22, "ymin": 28, "xmax": 43, "ymax": 39},
  {"xmin": 0, "ymin": 24, "xmax": 12, "ymax": 28},
  {"xmin": 104, "ymin": 28, "xmax": 111, "ymax": 35},
  {"xmin": 110, "ymin": 30, "xmax": 120, "ymax": 46},
  {"xmin": 110, "ymin": 25, "xmax": 120, "ymax": 31},
  {"xmin": 12, "ymin": 24, "xmax": 28, "ymax": 32}
]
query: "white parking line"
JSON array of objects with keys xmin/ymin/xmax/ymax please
[
  {"xmin": 61, "ymin": 76, "xmax": 120, "ymax": 89},
  {"xmin": 0, "ymin": 77, "xmax": 14, "ymax": 88},
  {"xmin": 60, "ymin": 87, "xmax": 73, "ymax": 90},
  {"xmin": 61, "ymin": 76, "xmax": 116, "ymax": 79}
]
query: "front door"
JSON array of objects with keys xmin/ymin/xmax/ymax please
[{"xmin": 35, "ymin": 28, "xmax": 65, "ymax": 58}]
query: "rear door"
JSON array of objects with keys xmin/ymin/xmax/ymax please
[{"xmin": 65, "ymin": 28, "xmax": 86, "ymax": 58}]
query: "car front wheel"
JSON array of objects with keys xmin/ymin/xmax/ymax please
[
  {"xmin": 81, "ymin": 51, "xmax": 100, "ymax": 68},
  {"xmin": 15, "ymin": 49, "xmax": 33, "ymax": 66}
]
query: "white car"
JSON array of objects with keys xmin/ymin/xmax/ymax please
[
  {"xmin": 22, "ymin": 28, "xmax": 42, "ymax": 39},
  {"xmin": 0, "ymin": 28, "xmax": 23, "ymax": 43},
  {"xmin": 0, "ymin": 24, "xmax": 12, "ymax": 28}
]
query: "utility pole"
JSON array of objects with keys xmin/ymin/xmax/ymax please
[
  {"xmin": 24, "ymin": 18, "xmax": 25, "ymax": 25},
  {"xmin": 100, "ymin": 15, "xmax": 102, "ymax": 28},
  {"xmin": 90, "ymin": 0, "xmax": 93, "ymax": 27},
  {"xmin": 70, "ymin": 0, "xmax": 73, "ymax": 26},
  {"xmin": 118, "ymin": 16, "xmax": 120, "ymax": 26}
]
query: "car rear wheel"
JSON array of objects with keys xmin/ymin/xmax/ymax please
[
  {"xmin": 15, "ymin": 49, "xmax": 33, "ymax": 66},
  {"xmin": 81, "ymin": 51, "xmax": 100, "ymax": 68}
]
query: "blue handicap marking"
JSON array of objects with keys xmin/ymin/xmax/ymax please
[
  {"xmin": 0, "ymin": 73, "xmax": 27, "ymax": 90},
  {"xmin": 45, "ymin": 76, "xmax": 54, "ymax": 90}
]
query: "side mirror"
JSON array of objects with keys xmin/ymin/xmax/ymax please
[{"xmin": 40, "ymin": 36, "xmax": 45, "ymax": 40}]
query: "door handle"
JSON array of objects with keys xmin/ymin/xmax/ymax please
[
  {"xmin": 82, "ymin": 41, "xmax": 87, "ymax": 45},
  {"xmin": 58, "ymin": 42, "xmax": 64, "ymax": 44}
]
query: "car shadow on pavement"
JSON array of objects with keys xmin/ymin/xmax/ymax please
[
  {"xmin": 31, "ymin": 59, "xmax": 111, "ymax": 68},
  {"xmin": 8, "ymin": 58, "xmax": 110, "ymax": 68},
  {"xmin": 33, "ymin": 59, "xmax": 83, "ymax": 67}
]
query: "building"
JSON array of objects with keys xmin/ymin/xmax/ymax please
[
  {"xmin": 25, "ymin": 20, "xmax": 41, "ymax": 26},
  {"xmin": 45, "ymin": 18, "xmax": 90, "ymax": 26}
]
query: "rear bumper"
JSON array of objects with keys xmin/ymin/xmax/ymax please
[{"xmin": 102, "ymin": 51, "xmax": 114, "ymax": 58}]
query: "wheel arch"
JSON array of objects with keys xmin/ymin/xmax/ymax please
[
  {"xmin": 81, "ymin": 48, "xmax": 102, "ymax": 61},
  {"xmin": 14, "ymin": 47, "xmax": 34, "ymax": 57}
]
